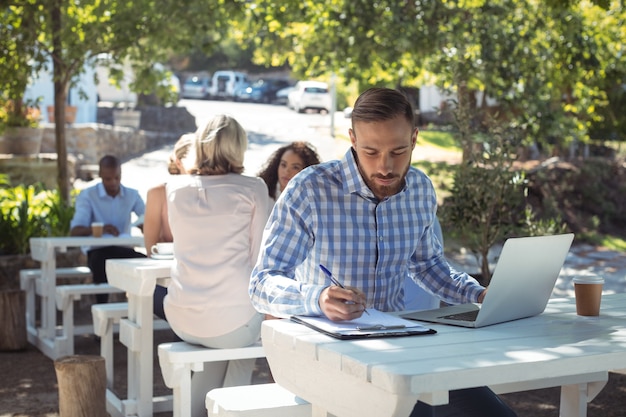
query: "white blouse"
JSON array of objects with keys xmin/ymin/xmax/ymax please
[{"xmin": 164, "ymin": 173, "xmax": 270, "ymax": 338}]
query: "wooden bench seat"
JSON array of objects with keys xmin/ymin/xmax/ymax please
[
  {"xmin": 20, "ymin": 267, "xmax": 93, "ymax": 336},
  {"xmin": 206, "ymin": 383, "xmax": 310, "ymax": 417},
  {"xmin": 91, "ymin": 302, "xmax": 170, "ymax": 389},
  {"xmin": 55, "ymin": 283, "xmax": 125, "ymax": 354},
  {"xmin": 158, "ymin": 341, "xmax": 266, "ymax": 417}
]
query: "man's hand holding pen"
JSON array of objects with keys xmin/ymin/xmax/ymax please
[
  {"xmin": 320, "ymin": 285, "xmax": 369, "ymax": 321},
  {"xmin": 318, "ymin": 264, "xmax": 369, "ymax": 321}
]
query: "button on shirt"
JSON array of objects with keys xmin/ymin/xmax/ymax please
[{"xmin": 249, "ymin": 149, "xmax": 484, "ymax": 318}]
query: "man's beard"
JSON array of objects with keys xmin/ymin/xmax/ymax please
[{"xmin": 362, "ymin": 164, "xmax": 409, "ymax": 200}]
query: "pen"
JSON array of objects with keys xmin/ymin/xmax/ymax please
[
  {"xmin": 357, "ymin": 324, "xmax": 406, "ymax": 331},
  {"xmin": 319, "ymin": 264, "xmax": 370, "ymax": 315}
]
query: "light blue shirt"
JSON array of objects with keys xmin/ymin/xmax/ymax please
[
  {"xmin": 70, "ymin": 182, "xmax": 145, "ymax": 235},
  {"xmin": 249, "ymin": 149, "xmax": 484, "ymax": 318}
]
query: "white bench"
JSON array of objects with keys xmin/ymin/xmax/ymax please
[
  {"xmin": 92, "ymin": 302, "xmax": 128, "ymax": 388},
  {"xmin": 206, "ymin": 383, "xmax": 311, "ymax": 417},
  {"xmin": 55, "ymin": 283, "xmax": 125, "ymax": 354},
  {"xmin": 91, "ymin": 302, "xmax": 171, "ymax": 390},
  {"xmin": 158, "ymin": 341, "xmax": 266, "ymax": 417},
  {"xmin": 20, "ymin": 267, "xmax": 93, "ymax": 335}
]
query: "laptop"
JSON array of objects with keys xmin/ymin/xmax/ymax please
[{"xmin": 402, "ymin": 233, "xmax": 574, "ymax": 328}]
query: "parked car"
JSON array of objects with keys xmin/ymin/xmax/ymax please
[
  {"xmin": 287, "ymin": 81, "xmax": 331, "ymax": 113},
  {"xmin": 209, "ymin": 70, "xmax": 249, "ymax": 100},
  {"xmin": 182, "ymin": 75, "xmax": 212, "ymax": 100},
  {"xmin": 237, "ymin": 79, "xmax": 292, "ymax": 103},
  {"xmin": 233, "ymin": 81, "xmax": 251, "ymax": 101},
  {"xmin": 275, "ymin": 86, "xmax": 296, "ymax": 105}
]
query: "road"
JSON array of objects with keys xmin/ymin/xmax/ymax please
[{"xmin": 121, "ymin": 99, "xmax": 352, "ymax": 199}]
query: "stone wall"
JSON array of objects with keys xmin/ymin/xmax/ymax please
[
  {"xmin": 1, "ymin": 105, "xmax": 197, "ymax": 187},
  {"xmin": 40, "ymin": 124, "xmax": 182, "ymax": 165}
]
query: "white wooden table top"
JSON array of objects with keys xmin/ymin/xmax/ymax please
[
  {"xmin": 105, "ymin": 257, "xmax": 172, "ymax": 296},
  {"xmin": 30, "ymin": 235, "xmax": 144, "ymax": 261},
  {"xmin": 262, "ymin": 294, "xmax": 626, "ymax": 417}
]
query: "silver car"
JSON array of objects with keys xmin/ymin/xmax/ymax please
[{"xmin": 182, "ymin": 76, "xmax": 212, "ymax": 100}]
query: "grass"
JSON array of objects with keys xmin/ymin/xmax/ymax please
[
  {"xmin": 417, "ymin": 129, "xmax": 458, "ymax": 149},
  {"xmin": 577, "ymin": 232, "xmax": 626, "ymax": 251}
]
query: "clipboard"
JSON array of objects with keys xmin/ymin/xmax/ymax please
[{"xmin": 291, "ymin": 308, "xmax": 437, "ymax": 340}]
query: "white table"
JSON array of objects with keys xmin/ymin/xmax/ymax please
[
  {"xmin": 262, "ymin": 293, "xmax": 626, "ymax": 417},
  {"xmin": 28, "ymin": 236, "xmax": 144, "ymax": 359},
  {"xmin": 105, "ymin": 257, "xmax": 173, "ymax": 417}
]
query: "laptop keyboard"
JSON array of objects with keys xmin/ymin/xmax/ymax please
[{"xmin": 439, "ymin": 309, "xmax": 479, "ymax": 322}]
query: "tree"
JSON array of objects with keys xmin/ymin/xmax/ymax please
[
  {"xmin": 238, "ymin": 0, "xmax": 626, "ymax": 156},
  {"xmin": 2, "ymin": 0, "xmax": 247, "ymax": 202},
  {"xmin": 0, "ymin": 4, "xmax": 47, "ymax": 130}
]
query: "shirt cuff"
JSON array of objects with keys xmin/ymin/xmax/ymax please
[{"xmin": 303, "ymin": 284, "xmax": 325, "ymax": 316}]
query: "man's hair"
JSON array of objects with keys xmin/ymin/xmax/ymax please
[
  {"xmin": 99, "ymin": 155, "xmax": 121, "ymax": 170},
  {"xmin": 351, "ymin": 88, "xmax": 415, "ymax": 130}
]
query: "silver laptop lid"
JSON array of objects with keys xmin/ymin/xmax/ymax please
[{"xmin": 474, "ymin": 233, "xmax": 574, "ymax": 326}]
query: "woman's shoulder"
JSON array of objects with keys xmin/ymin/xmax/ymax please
[
  {"xmin": 146, "ymin": 183, "xmax": 167, "ymax": 199},
  {"xmin": 147, "ymin": 183, "xmax": 167, "ymax": 193}
]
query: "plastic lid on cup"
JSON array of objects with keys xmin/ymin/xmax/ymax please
[{"xmin": 572, "ymin": 275, "xmax": 604, "ymax": 284}]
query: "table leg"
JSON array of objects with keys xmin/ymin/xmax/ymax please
[
  {"xmin": 41, "ymin": 251, "xmax": 57, "ymax": 341},
  {"xmin": 138, "ymin": 293, "xmax": 154, "ymax": 417},
  {"xmin": 123, "ymin": 293, "xmax": 154, "ymax": 417},
  {"xmin": 559, "ymin": 378, "xmax": 608, "ymax": 417}
]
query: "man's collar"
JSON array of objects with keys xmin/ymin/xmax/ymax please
[{"xmin": 96, "ymin": 182, "xmax": 124, "ymax": 198}]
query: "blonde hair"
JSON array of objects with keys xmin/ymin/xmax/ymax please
[
  {"xmin": 167, "ymin": 133, "xmax": 194, "ymax": 174},
  {"xmin": 189, "ymin": 114, "xmax": 247, "ymax": 176}
]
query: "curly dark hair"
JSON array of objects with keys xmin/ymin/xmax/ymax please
[{"xmin": 257, "ymin": 141, "xmax": 321, "ymax": 198}]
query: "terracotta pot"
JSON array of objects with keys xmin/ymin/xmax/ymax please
[
  {"xmin": 47, "ymin": 105, "xmax": 77, "ymax": 124},
  {"xmin": 0, "ymin": 127, "xmax": 43, "ymax": 155}
]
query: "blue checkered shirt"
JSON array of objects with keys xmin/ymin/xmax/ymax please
[{"xmin": 249, "ymin": 149, "xmax": 483, "ymax": 317}]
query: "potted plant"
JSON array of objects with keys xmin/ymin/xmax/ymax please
[
  {"xmin": 0, "ymin": 97, "xmax": 44, "ymax": 156},
  {"xmin": 46, "ymin": 104, "xmax": 78, "ymax": 125}
]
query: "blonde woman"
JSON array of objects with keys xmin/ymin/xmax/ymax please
[{"xmin": 160, "ymin": 114, "xmax": 270, "ymax": 417}]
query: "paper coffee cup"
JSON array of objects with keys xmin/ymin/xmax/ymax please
[
  {"xmin": 573, "ymin": 275, "xmax": 604, "ymax": 316},
  {"xmin": 91, "ymin": 222, "xmax": 104, "ymax": 238}
]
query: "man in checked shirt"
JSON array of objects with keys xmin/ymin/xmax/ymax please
[{"xmin": 249, "ymin": 87, "xmax": 516, "ymax": 417}]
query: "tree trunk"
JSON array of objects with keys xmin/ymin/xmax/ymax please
[
  {"xmin": 0, "ymin": 289, "xmax": 27, "ymax": 351},
  {"xmin": 54, "ymin": 355, "xmax": 108, "ymax": 417},
  {"xmin": 51, "ymin": 0, "xmax": 70, "ymax": 204}
]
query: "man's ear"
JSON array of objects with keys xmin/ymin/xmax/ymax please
[{"xmin": 349, "ymin": 128, "xmax": 357, "ymax": 148}]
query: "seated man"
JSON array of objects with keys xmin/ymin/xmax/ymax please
[
  {"xmin": 70, "ymin": 155, "xmax": 146, "ymax": 302},
  {"xmin": 249, "ymin": 88, "xmax": 517, "ymax": 417}
]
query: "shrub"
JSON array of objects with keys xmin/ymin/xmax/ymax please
[{"xmin": 0, "ymin": 175, "xmax": 75, "ymax": 255}]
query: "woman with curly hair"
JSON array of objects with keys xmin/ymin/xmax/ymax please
[{"xmin": 257, "ymin": 141, "xmax": 321, "ymax": 201}]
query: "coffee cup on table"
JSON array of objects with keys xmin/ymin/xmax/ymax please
[
  {"xmin": 151, "ymin": 242, "xmax": 174, "ymax": 257},
  {"xmin": 91, "ymin": 222, "xmax": 104, "ymax": 237},
  {"xmin": 573, "ymin": 274, "xmax": 604, "ymax": 316}
]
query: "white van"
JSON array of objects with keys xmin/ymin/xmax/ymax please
[{"xmin": 209, "ymin": 70, "xmax": 249, "ymax": 100}]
